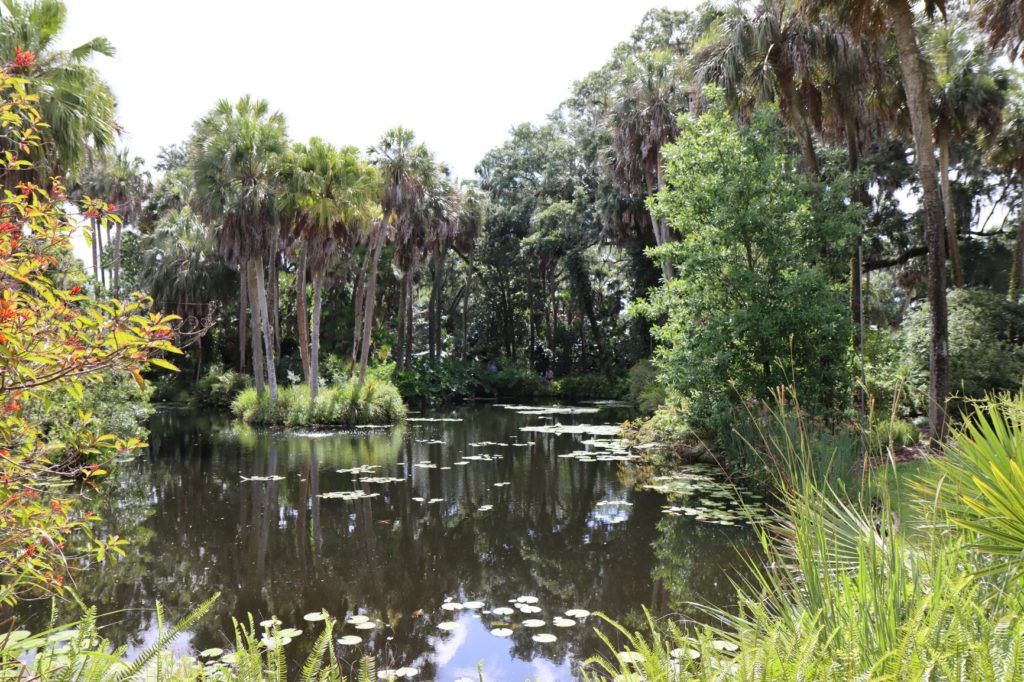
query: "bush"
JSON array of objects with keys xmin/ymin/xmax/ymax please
[
  {"xmin": 628, "ymin": 360, "xmax": 666, "ymax": 413},
  {"xmin": 492, "ymin": 364, "xmax": 547, "ymax": 398},
  {"xmin": 901, "ymin": 288, "xmax": 1024, "ymax": 419},
  {"xmin": 231, "ymin": 378, "xmax": 406, "ymax": 427},
  {"xmin": 552, "ymin": 372, "xmax": 627, "ymax": 400},
  {"xmin": 191, "ymin": 364, "xmax": 252, "ymax": 409},
  {"xmin": 865, "ymin": 417, "xmax": 920, "ymax": 458}
]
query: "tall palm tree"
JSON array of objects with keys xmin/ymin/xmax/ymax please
[
  {"xmin": 971, "ymin": 0, "xmax": 1024, "ymax": 59},
  {"xmin": 925, "ymin": 17, "xmax": 1008, "ymax": 287},
  {"xmin": 0, "ymin": 0, "xmax": 117, "ymax": 184},
  {"xmin": 81, "ymin": 150, "xmax": 150, "ymax": 296},
  {"xmin": 989, "ymin": 93, "xmax": 1024, "ymax": 302},
  {"xmin": 280, "ymin": 138, "xmax": 379, "ymax": 398},
  {"xmin": 191, "ymin": 96, "xmax": 287, "ymax": 402},
  {"xmin": 606, "ymin": 48, "xmax": 690, "ymax": 280},
  {"xmin": 801, "ymin": 0, "xmax": 951, "ymax": 441},
  {"xmin": 694, "ymin": 0, "xmax": 827, "ymax": 175},
  {"xmin": 368, "ymin": 127, "xmax": 434, "ymax": 374},
  {"xmin": 424, "ymin": 170, "xmax": 462, "ymax": 362},
  {"xmin": 455, "ymin": 182, "xmax": 486, "ymax": 359}
]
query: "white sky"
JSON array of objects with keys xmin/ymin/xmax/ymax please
[{"xmin": 60, "ymin": 0, "xmax": 696, "ymax": 180}]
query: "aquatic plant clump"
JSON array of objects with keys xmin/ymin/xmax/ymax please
[{"xmin": 231, "ymin": 378, "xmax": 406, "ymax": 427}]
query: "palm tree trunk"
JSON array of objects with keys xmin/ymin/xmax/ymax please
[
  {"xmin": 269, "ymin": 248, "xmax": 281, "ymax": 360},
  {"xmin": 350, "ymin": 246, "xmax": 370, "ymax": 367},
  {"xmin": 296, "ymin": 249, "xmax": 311, "ymax": 386},
  {"xmin": 396, "ymin": 271, "xmax": 407, "ymax": 371},
  {"xmin": 892, "ymin": 0, "xmax": 949, "ymax": 442},
  {"xmin": 113, "ymin": 222, "xmax": 122, "ymax": 297},
  {"xmin": 778, "ymin": 66, "xmax": 820, "ymax": 176},
  {"xmin": 405, "ymin": 274, "xmax": 414, "ymax": 368},
  {"xmin": 461, "ymin": 252, "xmax": 473, "ymax": 359},
  {"xmin": 938, "ymin": 126, "xmax": 964, "ymax": 287},
  {"xmin": 358, "ymin": 229, "xmax": 385, "ymax": 383},
  {"xmin": 428, "ymin": 256, "xmax": 437, "ymax": 362},
  {"xmin": 239, "ymin": 267, "xmax": 249, "ymax": 374},
  {"xmin": 90, "ymin": 217, "xmax": 100, "ymax": 294},
  {"xmin": 1010, "ymin": 177, "xmax": 1024, "ymax": 302},
  {"xmin": 246, "ymin": 258, "xmax": 266, "ymax": 398},
  {"xmin": 252, "ymin": 255, "xmax": 278, "ymax": 403},
  {"xmin": 433, "ymin": 246, "xmax": 446, "ymax": 359},
  {"xmin": 650, "ymin": 158, "xmax": 675, "ymax": 281},
  {"xmin": 310, "ymin": 269, "xmax": 323, "ymax": 400}
]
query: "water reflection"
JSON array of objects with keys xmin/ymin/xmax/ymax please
[{"xmin": 13, "ymin": 405, "xmax": 761, "ymax": 680}]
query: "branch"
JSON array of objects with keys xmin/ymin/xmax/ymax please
[{"xmin": 864, "ymin": 245, "xmax": 927, "ymax": 272}]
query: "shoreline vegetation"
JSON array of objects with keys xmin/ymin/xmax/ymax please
[{"xmin": 231, "ymin": 378, "xmax": 406, "ymax": 428}]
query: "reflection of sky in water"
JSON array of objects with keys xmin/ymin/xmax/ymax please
[{"xmin": 15, "ymin": 404, "xmax": 762, "ymax": 679}]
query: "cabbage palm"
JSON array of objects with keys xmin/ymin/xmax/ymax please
[
  {"xmin": 0, "ymin": 0, "xmax": 117, "ymax": 183},
  {"xmin": 368, "ymin": 127, "xmax": 434, "ymax": 373},
  {"xmin": 280, "ymin": 138, "xmax": 379, "ymax": 398},
  {"xmin": 191, "ymin": 96, "xmax": 287, "ymax": 402},
  {"xmin": 606, "ymin": 49, "xmax": 690, "ymax": 280},
  {"xmin": 989, "ymin": 95, "xmax": 1024, "ymax": 302},
  {"xmin": 926, "ymin": 18, "xmax": 1008, "ymax": 288},
  {"xmin": 801, "ymin": 0, "xmax": 951, "ymax": 441},
  {"xmin": 971, "ymin": 0, "xmax": 1024, "ymax": 59}
]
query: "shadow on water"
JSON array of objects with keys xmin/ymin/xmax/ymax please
[{"xmin": 14, "ymin": 403, "xmax": 762, "ymax": 680}]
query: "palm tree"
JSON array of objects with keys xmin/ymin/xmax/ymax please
[
  {"xmin": 694, "ymin": 0, "xmax": 827, "ymax": 175},
  {"xmin": 280, "ymin": 138, "xmax": 379, "ymax": 398},
  {"xmin": 80, "ymin": 150, "xmax": 150, "ymax": 296},
  {"xmin": 455, "ymin": 182, "xmax": 486, "ymax": 359},
  {"xmin": 925, "ymin": 17, "xmax": 1008, "ymax": 287},
  {"xmin": 191, "ymin": 96, "xmax": 287, "ymax": 402},
  {"xmin": 971, "ymin": 0, "xmax": 1024, "ymax": 59},
  {"xmin": 606, "ymin": 48, "xmax": 690, "ymax": 280},
  {"xmin": 0, "ymin": 0, "xmax": 117, "ymax": 184},
  {"xmin": 424, "ymin": 170, "xmax": 462, "ymax": 362},
  {"xmin": 368, "ymin": 128, "xmax": 434, "ymax": 373},
  {"xmin": 989, "ymin": 94, "xmax": 1024, "ymax": 302},
  {"xmin": 801, "ymin": 0, "xmax": 950, "ymax": 442}
]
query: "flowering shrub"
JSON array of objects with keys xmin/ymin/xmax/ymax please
[{"xmin": 0, "ymin": 66, "xmax": 179, "ymax": 603}]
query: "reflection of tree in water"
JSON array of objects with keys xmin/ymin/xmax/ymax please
[{"xmin": 17, "ymin": 406, "xmax": 760, "ymax": 675}]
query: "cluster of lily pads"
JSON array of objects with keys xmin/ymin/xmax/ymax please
[
  {"xmin": 643, "ymin": 467, "xmax": 772, "ymax": 526},
  {"xmin": 433, "ymin": 595, "xmax": 591, "ymax": 646},
  {"xmin": 496, "ymin": 404, "xmax": 602, "ymax": 416},
  {"xmin": 520, "ymin": 423, "xmax": 622, "ymax": 437}
]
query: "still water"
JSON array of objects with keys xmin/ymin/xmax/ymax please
[{"xmin": 22, "ymin": 403, "xmax": 762, "ymax": 680}]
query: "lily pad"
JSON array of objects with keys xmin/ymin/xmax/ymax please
[
  {"xmin": 337, "ymin": 636, "xmax": 363, "ymax": 646},
  {"xmin": 437, "ymin": 621, "xmax": 459, "ymax": 631},
  {"xmin": 462, "ymin": 600, "xmax": 485, "ymax": 609},
  {"xmin": 516, "ymin": 596, "xmax": 539, "ymax": 604},
  {"xmin": 552, "ymin": 617, "xmax": 577, "ymax": 628},
  {"xmin": 354, "ymin": 622, "xmax": 376, "ymax": 630},
  {"xmin": 199, "ymin": 648, "xmax": 223, "ymax": 658},
  {"xmin": 303, "ymin": 612, "xmax": 326, "ymax": 622},
  {"xmin": 565, "ymin": 609, "xmax": 590, "ymax": 618},
  {"xmin": 490, "ymin": 628, "xmax": 513, "ymax": 637},
  {"xmin": 521, "ymin": 619, "xmax": 545, "ymax": 628},
  {"xmin": 532, "ymin": 633, "xmax": 557, "ymax": 643},
  {"xmin": 345, "ymin": 615, "xmax": 369, "ymax": 625},
  {"xmin": 617, "ymin": 651, "xmax": 644, "ymax": 664},
  {"xmin": 259, "ymin": 619, "xmax": 281, "ymax": 628},
  {"xmin": 491, "ymin": 607, "xmax": 514, "ymax": 616},
  {"xmin": 712, "ymin": 639, "xmax": 739, "ymax": 652}
]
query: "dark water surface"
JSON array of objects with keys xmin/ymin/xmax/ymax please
[{"xmin": 19, "ymin": 403, "xmax": 761, "ymax": 680}]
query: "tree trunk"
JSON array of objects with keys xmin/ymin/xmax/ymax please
[
  {"xmin": 395, "ymin": 271, "xmax": 407, "ymax": 371},
  {"xmin": 310, "ymin": 269, "xmax": 323, "ymax": 400},
  {"xmin": 845, "ymin": 111, "xmax": 868, "ymax": 352},
  {"xmin": 239, "ymin": 266, "xmax": 248, "ymax": 374},
  {"xmin": 296, "ymin": 248, "xmax": 311, "ymax": 386},
  {"xmin": 432, "ymin": 246, "xmax": 446, "ymax": 360},
  {"xmin": 358, "ymin": 230, "xmax": 385, "ymax": 383},
  {"xmin": 90, "ymin": 217, "xmax": 100, "ymax": 294},
  {"xmin": 246, "ymin": 258, "xmax": 266, "ymax": 398},
  {"xmin": 892, "ymin": 0, "xmax": 949, "ymax": 442},
  {"xmin": 350, "ymin": 246, "xmax": 370, "ymax": 367},
  {"xmin": 778, "ymin": 66, "xmax": 820, "ymax": 176},
  {"xmin": 113, "ymin": 221, "xmax": 122, "ymax": 297},
  {"xmin": 96, "ymin": 218, "xmax": 105, "ymax": 289},
  {"xmin": 269, "ymin": 248, "xmax": 281, "ymax": 359},
  {"xmin": 938, "ymin": 126, "xmax": 964, "ymax": 287},
  {"xmin": 650, "ymin": 157, "xmax": 675, "ymax": 281},
  {"xmin": 405, "ymin": 273, "xmax": 414, "ymax": 368},
  {"xmin": 462, "ymin": 252, "xmax": 473, "ymax": 359},
  {"xmin": 1010, "ymin": 177, "xmax": 1024, "ymax": 302},
  {"xmin": 252, "ymin": 255, "xmax": 278, "ymax": 403}
]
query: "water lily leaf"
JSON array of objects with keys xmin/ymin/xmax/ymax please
[
  {"xmin": 532, "ymin": 633, "xmax": 557, "ymax": 643},
  {"xmin": 441, "ymin": 602, "xmax": 463, "ymax": 611},
  {"xmin": 492, "ymin": 607, "xmax": 514, "ymax": 616},
  {"xmin": 345, "ymin": 615, "xmax": 369, "ymax": 625},
  {"xmin": 303, "ymin": 612, "xmax": 326, "ymax": 622},
  {"xmin": 517, "ymin": 604, "xmax": 541, "ymax": 614},
  {"xmin": 618, "ymin": 651, "xmax": 644, "ymax": 664},
  {"xmin": 712, "ymin": 639, "xmax": 739, "ymax": 652},
  {"xmin": 565, "ymin": 609, "xmax": 590, "ymax": 619},
  {"xmin": 199, "ymin": 648, "xmax": 223, "ymax": 658},
  {"xmin": 277, "ymin": 628, "xmax": 302, "ymax": 638},
  {"xmin": 259, "ymin": 619, "xmax": 281, "ymax": 629},
  {"xmin": 490, "ymin": 628, "xmax": 513, "ymax": 637},
  {"xmin": 354, "ymin": 622, "xmax": 376, "ymax": 630},
  {"xmin": 552, "ymin": 617, "xmax": 577, "ymax": 628},
  {"xmin": 337, "ymin": 636, "xmax": 363, "ymax": 646},
  {"xmin": 462, "ymin": 601, "xmax": 484, "ymax": 609},
  {"xmin": 521, "ymin": 619, "xmax": 545, "ymax": 628},
  {"xmin": 516, "ymin": 596, "xmax": 539, "ymax": 604},
  {"xmin": 437, "ymin": 621, "xmax": 459, "ymax": 631}
]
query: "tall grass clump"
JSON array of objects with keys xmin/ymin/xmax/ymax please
[
  {"xmin": 582, "ymin": 391, "xmax": 1024, "ymax": 681},
  {"xmin": 231, "ymin": 377, "xmax": 405, "ymax": 427}
]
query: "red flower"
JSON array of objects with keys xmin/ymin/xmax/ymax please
[
  {"xmin": 3, "ymin": 400, "xmax": 20, "ymax": 414},
  {"xmin": 106, "ymin": 203, "xmax": 116, "ymax": 212},
  {"xmin": 11, "ymin": 48, "xmax": 35, "ymax": 71},
  {"xmin": 0, "ymin": 222, "xmax": 16, "ymax": 234},
  {"xmin": 68, "ymin": 285, "xmax": 81, "ymax": 295}
]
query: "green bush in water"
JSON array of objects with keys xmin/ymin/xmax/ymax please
[
  {"xmin": 628, "ymin": 359, "xmax": 666, "ymax": 413},
  {"xmin": 552, "ymin": 372, "xmax": 627, "ymax": 400},
  {"xmin": 231, "ymin": 377, "xmax": 405, "ymax": 427},
  {"xmin": 191, "ymin": 364, "xmax": 252, "ymax": 409}
]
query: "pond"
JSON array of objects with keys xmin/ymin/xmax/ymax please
[{"xmin": 17, "ymin": 403, "xmax": 764, "ymax": 680}]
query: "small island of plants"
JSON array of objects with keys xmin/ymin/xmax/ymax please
[{"xmin": 231, "ymin": 375, "xmax": 406, "ymax": 427}]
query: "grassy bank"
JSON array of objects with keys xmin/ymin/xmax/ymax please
[{"xmin": 231, "ymin": 377, "xmax": 406, "ymax": 427}]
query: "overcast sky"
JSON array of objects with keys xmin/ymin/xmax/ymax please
[{"xmin": 60, "ymin": 1, "xmax": 696, "ymax": 180}]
